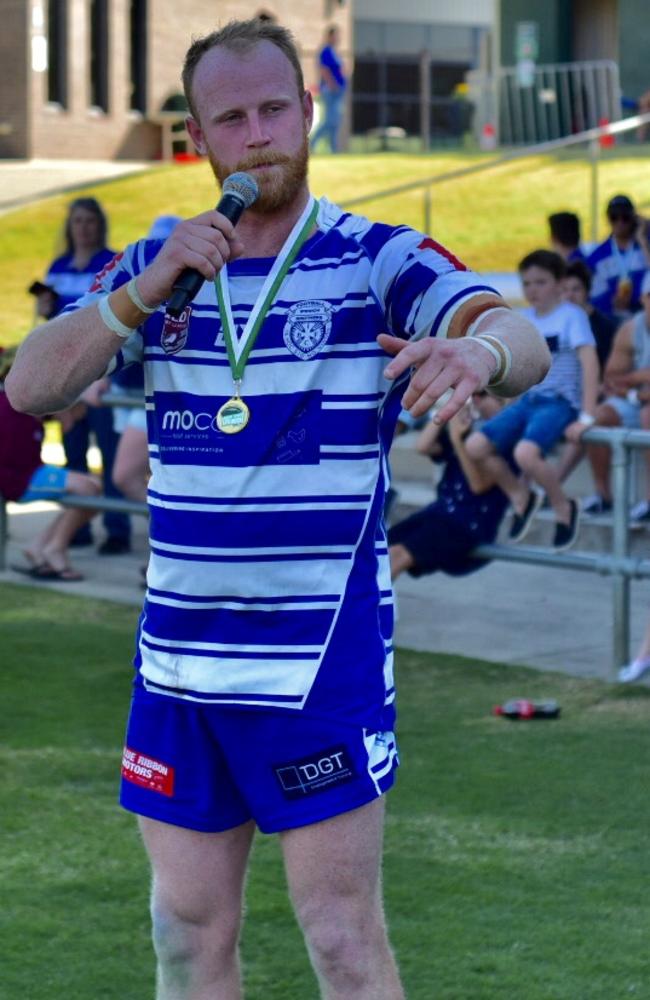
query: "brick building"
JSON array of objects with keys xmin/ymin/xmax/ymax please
[{"xmin": 0, "ymin": 0, "xmax": 351, "ymax": 160}]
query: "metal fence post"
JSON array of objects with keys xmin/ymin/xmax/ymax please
[
  {"xmin": 611, "ymin": 435, "xmax": 631, "ymax": 674},
  {"xmin": 423, "ymin": 186, "xmax": 431, "ymax": 234},
  {"xmin": 589, "ymin": 137, "xmax": 600, "ymax": 244}
]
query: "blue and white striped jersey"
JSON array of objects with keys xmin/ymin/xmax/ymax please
[{"xmin": 67, "ymin": 197, "xmax": 501, "ymax": 726}]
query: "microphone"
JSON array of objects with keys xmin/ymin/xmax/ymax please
[{"xmin": 166, "ymin": 171, "xmax": 259, "ymax": 317}]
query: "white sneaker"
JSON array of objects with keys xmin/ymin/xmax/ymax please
[
  {"xmin": 618, "ymin": 658, "xmax": 650, "ymax": 683},
  {"xmin": 630, "ymin": 500, "xmax": 650, "ymax": 522}
]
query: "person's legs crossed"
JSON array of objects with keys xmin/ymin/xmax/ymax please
[
  {"xmin": 282, "ymin": 798, "xmax": 404, "ymax": 1000},
  {"xmin": 140, "ymin": 818, "xmax": 256, "ymax": 1000}
]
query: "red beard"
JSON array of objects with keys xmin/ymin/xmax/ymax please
[{"xmin": 208, "ymin": 133, "xmax": 309, "ymax": 214}]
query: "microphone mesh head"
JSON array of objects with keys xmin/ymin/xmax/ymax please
[{"xmin": 222, "ymin": 172, "xmax": 259, "ymax": 209}]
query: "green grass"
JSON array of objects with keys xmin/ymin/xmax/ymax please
[
  {"xmin": 5, "ymin": 145, "xmax": 650, "ymax": 347},
  {"xmin": 2, "ymin": 582, "xmax": 650, "ymax": 999}
]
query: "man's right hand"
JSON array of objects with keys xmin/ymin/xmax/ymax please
[{"xmin": 135, "ymin": 210, "xmax": 245, "ymax": 309}]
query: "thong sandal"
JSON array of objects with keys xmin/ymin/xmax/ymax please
[{"xmin": 31, "ymin": 564, "xmax": 85, "ymax": 582}]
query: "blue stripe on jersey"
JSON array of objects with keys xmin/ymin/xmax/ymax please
[
  {"xmin": 147, "ymin": 489, "xmax": 373, "ymax": 506},
  {"xmin": 143, "ymin": 603, "xmax": 333, "ymax": 647},
  {"xmin": 149, "ymin": 506, "xmax": 367, "ymax": 549},
  {"xmin": 150, "ymin": 547, "xmax": 352, "ymax": 562},
  {"xmin": 141, "ymin": 637, "xmax": 320, "ymax": 661}
]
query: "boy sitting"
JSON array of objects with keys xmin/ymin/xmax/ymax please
[{"xmin": 466, "ymin": 250, "xmax": 599, "ymax": 552}]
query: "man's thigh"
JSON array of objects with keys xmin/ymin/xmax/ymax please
[
  {"xmin": 281, "ymin": 797, "xmax": 386, "ymax": 915},
  {"xmin": 139, "ymin": 816, "xmax": 255, "ymax": 922}
]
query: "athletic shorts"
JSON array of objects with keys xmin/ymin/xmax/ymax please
[
  {"xmin": 120, "ymin": 677, "xmax": 399, "ymax": 835},
  {"xmin": 481, "ymin": 394, "xmax": 577, "ymax": 457},
  {"xmin": 388, "ymin": 506, "xmax": 489, "ymax": 577},
  {"xmin": 603, "ymin": 395, "xmax": 641, "ymax": 429},
  {"xmin": 19, "ymin": 464, "xmax": 68, "ymax": 503}
]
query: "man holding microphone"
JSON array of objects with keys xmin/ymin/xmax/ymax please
[{"xmin": 7, "ymin": 18, "xmax": 549, "ymax": 999}]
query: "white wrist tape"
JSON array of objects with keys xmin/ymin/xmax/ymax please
[
  {"xmin": 472, "ymin": 333, "xmax": 513, "ymax": 387},
  {"xmin": 98, "ymin": 295, "xmax": 137, "ymax": 339},
  {"xmin": 126, "ymin": 277, "xmax": 157, "ymax": 314},
  {"xmin": 579, "ymin": 411, "xmax": 596, "ymax": 426}
]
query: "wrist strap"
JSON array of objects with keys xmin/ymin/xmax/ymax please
[
  {"xmin": 126, "ymin": 276, "xmax": 157, "ymax": 314},
  {"xmin": 579, "ymin": 411, "xmax": 595, "ymax": 426},
  {"xmin": 472, "ymin": 333, "xmax": 512, "ymax": 387},
  {"xmin": 98, "ymin": 295, "xmax": 137, "ymax": 339}
]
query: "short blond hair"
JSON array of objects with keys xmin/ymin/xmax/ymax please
[{"xmin": 182, "ymin": 19, "xmax": 304, "ymax": 121}]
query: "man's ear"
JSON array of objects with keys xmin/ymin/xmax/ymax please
[
  {"xmin": 302, "ymin": 90, "xmax": 314, "ymax": 134},
  {"xmin": 185, "ymin": 115, "xmax": 207, "ymax": 155}
]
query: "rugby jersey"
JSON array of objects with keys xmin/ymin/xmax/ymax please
[
  {"xmin": 587, "ymin": 236, "xmax": 648, "ymax": 317},
  {"xmin": 66, "ymin": 196, "xmax": 501, "ymax": 727}
]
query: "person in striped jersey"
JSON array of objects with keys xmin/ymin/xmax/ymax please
[{"xmin": 7, "ymin": 19, "xmax": 550, "ymax": 999}]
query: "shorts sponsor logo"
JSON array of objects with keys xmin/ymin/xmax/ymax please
[
  {"xmin": 283, "ymin": 300, "xmax": 333, "ymax": 360},
  {"xmin": 273, "ymin": 744, "xmax": 355, "ymax": 800},
  {"xmin": 161, "ymin": 306, "xmax": 191, "ymax": 354},
  {"xmin": 121, "ymin": 746, "xmax": 175, "ymax": 796}
]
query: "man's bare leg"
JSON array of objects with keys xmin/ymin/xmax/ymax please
[
  {"xmin": 139, "ymin": 817, "xmax": 256, "ymax": 1000},
  {"xmin": 282, "ymin": 798, "xmax": 404, "ymax": 1000},
  {"xmin": 389, "ymin": 543, "xmax": 414, "ymax": 580}
]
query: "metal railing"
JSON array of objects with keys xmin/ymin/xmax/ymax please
[
  {"xmin": 340, "ymin": 112, "xmax": 650, "ymax": 244},
  {"xmin": 1, "ymin": 416, "xmax": 649, "ymax": 680},
  {"xmin": 468, "ymin": 60, "xmax": 621, "ymax": 146}
]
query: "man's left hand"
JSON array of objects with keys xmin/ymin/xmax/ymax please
[{"xmin": 378, "ymin": 334, "xmax": 494, "ymax": 424}]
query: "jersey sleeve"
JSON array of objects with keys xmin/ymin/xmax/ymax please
[
  {"xmin": 60, "ymin": 240, "xmax": 150, "ymax": 374},
  {"xmin": 369, "ymin": 228, "xmax": 505, "ymax": 342}
]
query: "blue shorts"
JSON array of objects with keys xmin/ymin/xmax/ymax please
[
  {"xmin": 603, "ymin": 395, "xmax": 641, "ymax": 429},
  {"xmin": 481, "ymin": 394, "xmax": 577, "ymax": 458},
  {"xmin": 120, "ymin": 677, "xmax": 399, "ymax": 834},
  {"xmin": 19, "ymin": 464, "xmax": 69, "ymax": 503}
]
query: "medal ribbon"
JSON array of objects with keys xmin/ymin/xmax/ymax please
[{"xmin": 215, "ymin": 197, "xmax": 319, "ymax": 386}]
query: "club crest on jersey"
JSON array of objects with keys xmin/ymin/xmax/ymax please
[
  {"xmin": 283, "ymin": 300, "xmax": 333, "ymax": 360},
  {"xmin": 161, "ymin": 306, "xmax": 191, "ymax": 354}
]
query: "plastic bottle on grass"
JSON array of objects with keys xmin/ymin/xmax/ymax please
[{"xmin": 493, "ymin": 699, "xmax": 560, "ymax": 720}]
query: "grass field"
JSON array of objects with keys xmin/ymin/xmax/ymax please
[
  {"xmin": 4, "ymin": 145, "xmax": 650, "ymax": 347},
  {"xmin": 2, "ymin": 582, "xmax": 650, "ymax": 999}
]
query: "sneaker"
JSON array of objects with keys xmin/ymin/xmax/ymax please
[
  {"xmin": 97, "ymin": 537, "xmax": 131, "ymax": 555},
  {"xmin": 581, "ymin": 494, "xmax": 612, "ymax": 515},
  {"xmin": 630, "ymin": 500, "xmax": 650, "ymax": 522},
  {"xmin": 509, "ymin": 490, "xmax": 543, "ymax": 543},
  {"xmin": 553, "ymin": 499, "xmax": 580, "ymax": 552},
  {"xmin": 618, "ymin": 658, "xmax": 650, "ymax": 683}
]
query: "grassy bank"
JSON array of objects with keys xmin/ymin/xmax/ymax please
[
  {"xmin": 2, "ymin": 583, "xmax": 649, "ymax": 999},
  {"xmin": 3, "ymin": 146, "xmax": 650, "ymax": 347}
]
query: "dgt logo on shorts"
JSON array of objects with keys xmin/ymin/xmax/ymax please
[{"xmin": 273, "ymin": 745, "xmax": 355, "ymax": 800}]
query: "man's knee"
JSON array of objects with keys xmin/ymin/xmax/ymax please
[
  {"xmin": 297, "ymin": 894, "xmax": 387, "ymax": 986},
  {"xmin": 151, "ymin": 896, "xmax": 240, "ymax": 979}
]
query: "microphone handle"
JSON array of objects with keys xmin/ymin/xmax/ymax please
[{"xmin": 166, "ymin": 193, "xmax": 247, "ymax": 318}]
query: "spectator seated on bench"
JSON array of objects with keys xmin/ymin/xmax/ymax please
[{"xmin": 0, "ymin": 347, "xmax": 101, "ymax": 581}]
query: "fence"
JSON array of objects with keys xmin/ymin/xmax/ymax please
[{"xmin": 467, "ymin": 60, "xmax": 621, "ymax": 147}]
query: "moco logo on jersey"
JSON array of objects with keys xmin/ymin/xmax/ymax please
[
  {"xmin": 274, "ymin": 745, "xmax": 356, "ymax": 800},
  {"xmin": 161, "ymin": 409, "xmax": 219, "ymax": 433},
  {"xmin": 161, "ymin": 306, "xmax": 191, "ymax": 354}
]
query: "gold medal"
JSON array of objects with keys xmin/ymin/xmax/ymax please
[{"xmin": 216, "ymin": 396, "xmax": 250, "ymax": 434}]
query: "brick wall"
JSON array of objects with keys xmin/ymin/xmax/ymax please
[
  {"xmin": 16, "ymin": 0, "xmax": 352, "ymax": 161},
  {"xmin": 0, "ymin": 0, "xmax": 30, "ymax": 158}
]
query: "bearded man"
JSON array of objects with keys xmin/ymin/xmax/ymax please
[{"xmin": 7, "ymin": 18, "xmax": 549, "ymax": 1000}]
